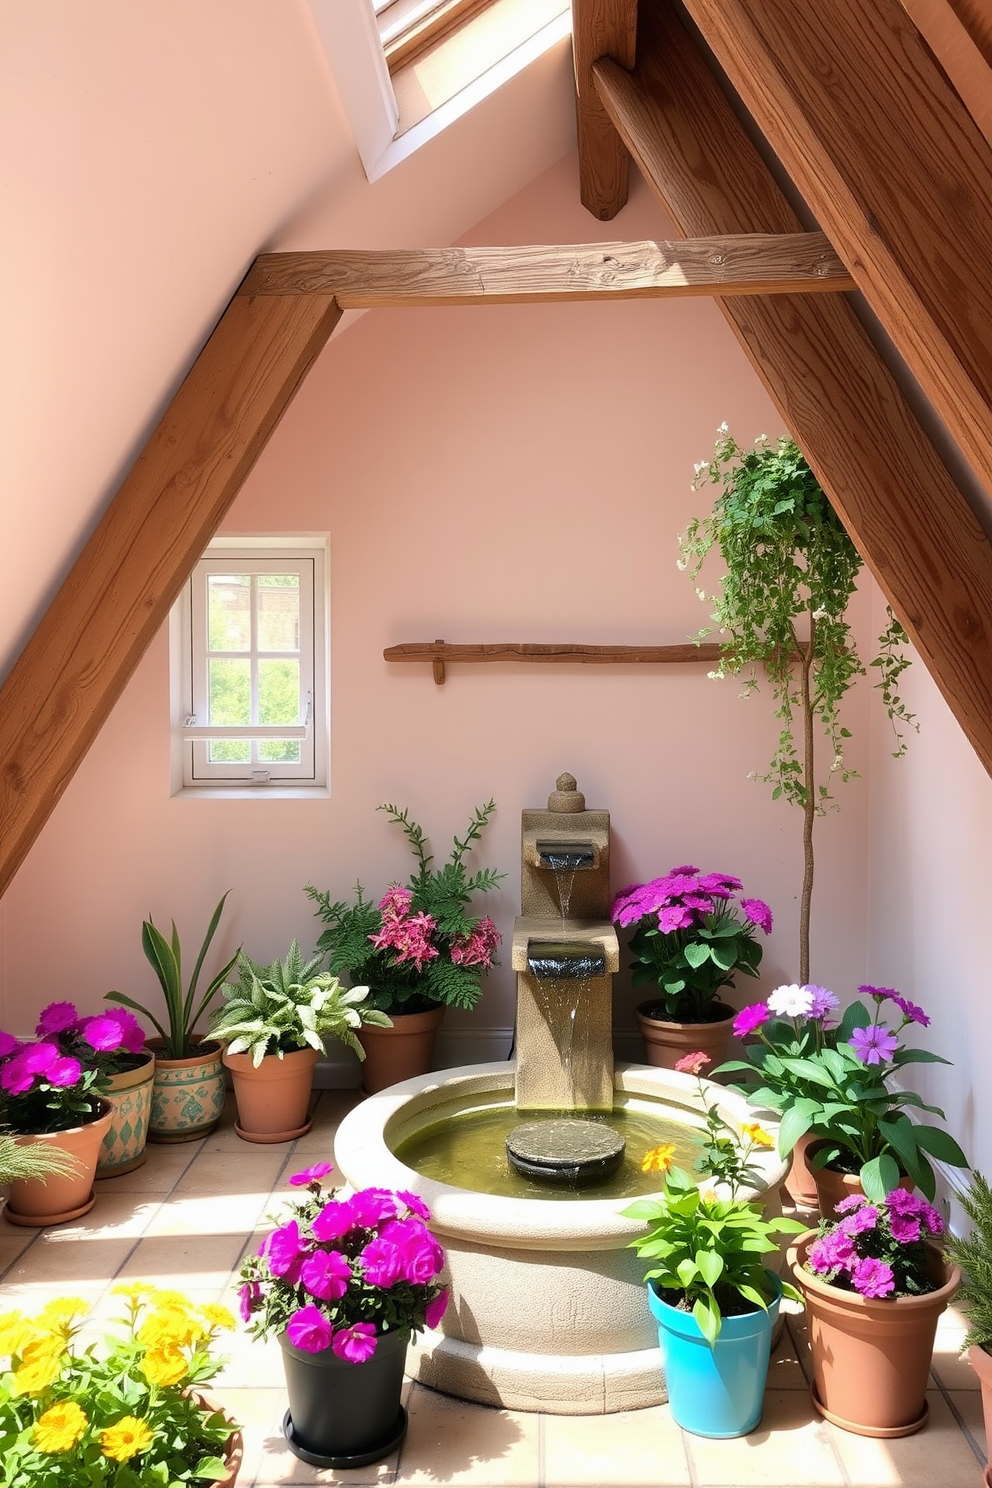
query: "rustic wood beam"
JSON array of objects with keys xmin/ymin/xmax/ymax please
[
  {"xmin": 679, "ymin": 0, "xmax": 992, "ymax": 491},
  {"xmin": 0, "ymin": 293, "xmax": 341, "ymax": 897},
  {"xmin": 384, "ymin": 640, "xmax": 728, "ymax": 683},
  {"xmin": 241, "ymin": 237, "xmax": 854, "ymax": 304},
  {"xmin": 592, "ymin": 3, "xmax": 992, "ymax": 777},
  {"xmin": 571, "ymin": 0, "xmax": 638, "ymax": 220},
  {"xmin": 898, "ymin": 0, "xmax": 992, "ymax": 151}
]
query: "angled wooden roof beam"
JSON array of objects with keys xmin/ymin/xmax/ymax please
[{"xmin": 571, "ymin": 0, "xmax": 638, "ymax": 220}]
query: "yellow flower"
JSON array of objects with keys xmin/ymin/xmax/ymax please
[
  {"xmin": 32, "ymin": 1400, "xmax": 88, "ymax": 1453},
  {"xmin": 21, "ymin": 1332, "xmax": 65, "ymax": 1365},
  {"xmin": 641, "ymin": 1143, "xmax": 677, "ymax": 1174},
  {"xmin": 141, "ymin": 1345, "xmax": 188, "ymax": 1387},
  {"xmin": 12, "ymin": 1352, "xmax": 62, "ymax": 1396},
  {"xmin": 0, "ymin": 1310, "xmax": 31, "ymax": 1356},
  {"xmin": 111, "ymin": 1281, "xmax": 154, "ymax": 1303},
  {"xmin": 701, "ymin": 1188, "xmax": 719, "ymax": 1204},
  {"xmin": 741, "ymin": 1121, "xmax": 774, "ymax": 1148},
  {"xmin": 198, "ymin": 1303, "xmax": 235, "ymax": 1333},
  {"xmin": 100, "ymin": 1415, "xmax": 154, "ymax": 1462},
  {"xmin": 37, "ymin": 1297, "xmax": 89, "ymax": 1326},
  {"xmin": 138, "ymin": 1305, "xmax": 202, "ymax": 1350}
]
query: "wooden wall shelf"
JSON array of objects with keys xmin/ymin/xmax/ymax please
[{"xmin": 383, "ymin": 639, "xmax": 725, "ymax": 684}]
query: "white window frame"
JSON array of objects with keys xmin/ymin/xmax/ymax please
[{"xmin": 171, "ymin": 536, "xmax": 329, "ymax": 798}]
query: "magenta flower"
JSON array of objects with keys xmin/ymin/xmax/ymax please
[
  {"xmin": 349, "ymin": 1188, "xmax": 401, "ymax": 1228},
  {"xmin": 101, "ymin": 1007, "xmax": 146, "ymax": 1053},
  {"xmin": 673, "ymin": 1051, "xmax": 712, "ymax": 1075},
  {"xmin": 733, "ymin": 1002, "xmax": 770, "ymax": 1038},
  {"xmin": 849, "ymin": 1024, "xmax": 899, "ymax": 1065},
  {"xmin": 331, "ymin": 1322, "xmax": 377, "ymax": 1363},
  {"xmin": 425, "ymin": 1289, "xmax": 449, "ymax": 1329},
  {"xmin": 858, "ymin": 984, "xmax": 899, "ymax": 1004},
  {"xmin": 301, "ymin": 1249, "xmax": 352, "ymax": 1301},
  {"xmin": 891, "ymin": 995, "xmax": 930, "ymax": 1027},
  {"xmin": 834, "ymin": 1194, "xmax": 868, "ymax": 1215},
  {"xmin": 889, "ymin": 1212, "xmax": 922, "ymax": 1243},
  {"xmin": 238, "ymin": 1281, "xmax": 260, "ymax": 1322},
  {"xmin": 852, "ymin": 1257, "xmax": 896, "ymax": 1298},
  {"xmin": 286, "ymin": 1304, "xmax": 333, "ymax": 1354},
  {"xmin": 808, "ymin": 1231, "xmax": 855, "ymax": 1272},
  {"xmin": 741, "ymin": 898, "xmax": 773, "ymax": 934},
  {"xmin": 449, "ymin": 917, "xmax": 502, "ymax": 967},
  {"xmin": 21, "ymin": 1042, "xmax": 59, "ymax": 1075},
  {"xmin": 311, "ymin": 1199, "xmax": 357, "ymax": 1242},
  {"xmin": 397, "ymin": 1190, "xmax": 431, "ymax": 1222},
  {"xmin": 1, "ymin": 1055, "xmax": 35, "ymax": 1094},
  {"xmin": 36, "ymin": 1002, "xmax": 80, "ymax": 1037},
  {"xmin": 840, "ymin": 1204, "xmax": 879, "ymax": 1236},
  {"xmin": 670, "ymin": 865, "xmax": 700, "ymax": 877},
  {"xmin": 260, "ymin": 1221, "xmax": 306, "ymax": 1280},
  {"xmin": 656, "ymin": 904, "xmax": 696, "ymax": 933},
  {"xmin": 288, "ymin": 1162, "xmax": 333, "ymax": 1187},
  {"xmin": 380, "ymin": 1219, "xmax": 444, "ymax": 1284},
  {"xmin": 0, "ymin": 1031, "xmax": 20, "ymax": 1059},
  {"xmin": 377, "ymin": 886, "xmax": 413, "ymax": 919},
  {"xmin": 79, "ymin": 1015, "xmax": 126, "ymax": 1053},
  {"xmin": 360, "ymin": 1236, "xmax": 404, "ymax": 1288},
  {"xmin": 46, "ymin": 1056, "xmax": 82, "ymax": 1087}
]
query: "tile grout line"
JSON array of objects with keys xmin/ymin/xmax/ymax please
[
  {"xmin": 930, "ymin": 1366, "xmax": 987, "ymax": 1468},
  {"xmin": 786, "ymin": 1315, "xmax": 855, "ymax": 1488},
  {"xmin": 537, "ymin": 1408, "xmax": 546, "ymax": 1488}
]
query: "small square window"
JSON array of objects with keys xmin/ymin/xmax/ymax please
[{"xmin": 174, "ymin": 539, "xmax": 328, "ymax": 794}]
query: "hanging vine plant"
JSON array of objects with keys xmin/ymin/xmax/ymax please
[{"xmin": 678, "ymin": 426, "xmax": 916, "ymax": 983}]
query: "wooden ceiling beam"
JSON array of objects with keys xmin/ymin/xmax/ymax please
[
  {"xmin": 241, "ymin": 236, "xmax": 854, "ymax": 303},
  {"xmin": 679, "ymin": 0, "xmax": 992, "ymax": 490},
  {"xmin": 592, "ymin": 2, "xmax": 992, "ymax": 777},
  {"xmin": 0, "ymin": 292, "xmax": 341, "ymax": 898},
  {"xmin": 571, "ymin": 0, "xmax": 638, "ymax": 220},
  {"xmin": 897, "ymin": 0, "xmax": 992, "ymax": 151}
]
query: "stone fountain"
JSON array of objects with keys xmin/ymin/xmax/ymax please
[{"xmin": 333, "ymin": 775, "xmax": 786, "ymax": 1412}]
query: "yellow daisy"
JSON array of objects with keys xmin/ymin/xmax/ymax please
[
  {"xmin": 141, "ymin": 1345, "xmax": 188, "ymax": 1387},
  {"xmin": 641, "ymin": 1143, "xmax": 677, "ymax": 1174},
  {"xmin": 100, "ymin": 1415, "xmax": 154, "ymax": 1462},
  {"xmin": 37, "ymin": 1297, "xmax": 89, "ymax": 1325},
  {"xmin": 32, "ymin": 1400, "xmax": 88, "ymax": 1453},
  {"xmin": 0, "ymin": 1310, "xmax": 31, "ymax": 1356},
  {"xmin": 12, "ymin": 1353, "xmax": 62, "ymax": 1396},
  {"xmin": 198, "ymin": 1302, "xmax": 235, "ymax": 1333},
  {"xmin": 138, "ymin": 1305, "xmax": 201, "ymax": 1350}
]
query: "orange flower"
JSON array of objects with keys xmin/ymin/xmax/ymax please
[
  {"xmin": 741, "ymin": 1121, "xmax": 774, "ymax": 1148},
  {"xmin": 641, "ymin": 1143, "xmax": 677, "ymax": 1173}
]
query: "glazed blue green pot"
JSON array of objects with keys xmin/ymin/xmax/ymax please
[{"xmin": 648, "ymin": 1272, "xmax": 781, "ymax": 1438}]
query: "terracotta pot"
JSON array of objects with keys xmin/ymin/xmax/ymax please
[
  {"xmin": 781, "ymin": 1131, "xmax": 821, "ymax": 1211},
  {"xmin": 788, "ymin": 1229, "xmax": 959, "ymax": 1436},
  {"xmin": 803, "ymin": 1137, "xmax": 914, "ymax": 1218},
  {"xmin": 634, "ymin": 1001, "xmax": 736, "ymax": 1077},
  {"xmin": 358, "ymin": 1006, "xmax": 445, "ymax": 1095},
  {"xmin": 191, "ymin": 1392, "xmax": 243, "ymax": 1488},
  {"xmin": 968, "ymin": 1345, "xmax": 992, "ymax": 1483},
  {"xmin": 222, "ymin": 1045, "xmax": 320, "ymax": 1143},
  {"xmin": 147, "ymin": 1038, "xmax": 225, "ymax": 1143},
  {"xmin": 97, "ymin": 1051, "xmax": 156, "ymax": 1176},
  {"xmin": 5, "ymin": 1100, "xmax": 114, "ymax": 1225}
]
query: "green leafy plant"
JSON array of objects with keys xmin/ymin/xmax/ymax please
[
  {"xmin": 306, "ymin": 801, "xmax": 505, "ymax": 1014},
  {"xmin": 107, "ymin": 894, "xmax": 239, "ymax": 1059},
  {"xmin": 679, "ymin": 427, "xmax": 915, "ymax": 982},
  {"xmin": 944, "ymin": 1172, "xmax": 992, "ymax": 1351},
  {"xmin": 0, "ymin": 1138, "xmax": 80, "ymax": 1186},
  {"xmin": 208, "ymin": 942, "xmax": 391, "ymax": 1066},
  {"xmin": 0, "ymin": 1285, "xmax": 237, "ymax": 1486}
]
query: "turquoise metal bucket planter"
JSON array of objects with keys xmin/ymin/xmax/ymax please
[{"xmin": 648, "ymin": 1273, "xmax": 780, "ymax": 1438}]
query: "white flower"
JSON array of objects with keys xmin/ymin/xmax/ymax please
[
  {"xmin": 693, "ymin": 460, "xmax": 707, "ymax": 474},
  {"xmin": 767, "ymin": 983, "xmax": 815, "ymax": 1017},
  {"xmin": 717, "ymin": 421, "xmax": 729, "ymax": 433}
]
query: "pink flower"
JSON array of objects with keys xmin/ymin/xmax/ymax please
[
  {"xmin": 1, "ymin": 1055, "xmax": 35, "ymax": 1094},
  {"xmin": 741, "ymin": 898, "xmax": 773, "ymax": 934},
  {"xmin": 657, "ymin": 904, "xmax": 696, "ymax": 933},
  {"xmin": 101, "ymin": 1007, "xmax": 146, "ymax": 1054},
  {"xmin": 260, "ymin": 1221, "xmax": 306, "ymax": 1281},
  {"xmin": 449, "ymin": 917, "xmax": 502, "ymax": 968},
  {"xmin": 79, "ymin": 1015, "xmax": 126, "ymax": 1053},
  {"xmin": 381, "ymin": 1219, "xmax": 444, "ymax": 1284},
  {"xmin": 301, "ymin": 1249, "xmax": 352, "ymax": 1301},
  {"xmin": 0, "ymin": 1032, "xmax": 20, "ymax": 1059},
  {"xmin": 840, "ymin": 1204, "xmax": 879, "ymax": 1236},
  {"xmin": 733, "ymin": 1003, "xmax": 769, "ymax": 1038},
  {"xmin": 673, "ymin": 1052, "xmax": 711, "ymax": 1076},
  {"xmin": 425, "ymin": 1289, "xmax": 449, "ymax": 1329},
  {"xmin": 288, "ymin": 1162, "xmax": 333, "ymax": 1187},
  {"xmin": 286, "ymin": 1305, "xmax": 333, "ymax": 1354},
  {"xmin": 311, "ymin": 1199, "xmax": 357, "ymax": 1242},
  {"xmin": 331, "ymin": 1322, "xmax": 377, "ymax": 1363},
  {"xmin": 834, "ymin": 1194, "xmax": 868, "ymax": 1215},
  {"xmin": 378, "ymin": 886, "xmax": 413, "ymax": 919},
  {"xmin": 349, "ymin": 1188, "xmax": 401, "ymax": 1228},
  {"xmin": 891, "ymin": 995, "xmax": 931, "ymax": 1027},
  {"xmin": 852, "ymin": 1257, "xmax": 896, "ymax": 1298},
  {"xmin": 889, "ymin": 1212, "xmax": 921, "ymax": 1243},
  {"xmin": 858, "ymin": 984, "xmax": 899, "ymax": 1004},
  {"xmin": 46, "ymin": 1056, "xmax": 82, "ymax": 1087},
  {"xmin": 36, "ymin": 1002, "xmax": 80, "ymax": 1037},
  {"xmin": 397, "ymin": 1190, "xmax": 431, "ymax": 1222},
  {"xmin": 849, "ymin": 1023, "xmax": 899, "ymax": 1065},
  {"xmin": 21, "ymin": 1042, "xmax": 58, "ymax": 1075},
  {"xmin": 238, "ymin": 1282, "xmax": 260, "ymax": 1322},
  {"xmin": 360, "ymin": 1236, "xmax": 404, "ymax": 1288}
]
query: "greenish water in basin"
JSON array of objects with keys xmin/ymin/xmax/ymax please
[{"xmin": 391, "ymin": 1100, "xmax": 704, "ymax": 1201}]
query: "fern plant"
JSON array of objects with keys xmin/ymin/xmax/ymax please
[
  {"xmin": 306, "ymin": 801, "xmax": 505, "ymax": 1014},
  {"xmin": 945, "ymin": 1172, "xmax": 992, "ymax": 1352},
  {"xmin": 679, "ymin": 427, "xmax": 916, "ymax": 983},
  {"xmin": 207, "ymin": 942, "xmax": 390, "ymax": 1066}
]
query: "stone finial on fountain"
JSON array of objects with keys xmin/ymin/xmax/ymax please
[{"xmin": 548, "ymin": 773, "xmax": 585, "ymax": 813}]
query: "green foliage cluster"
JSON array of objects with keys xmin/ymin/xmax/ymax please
[
  {"xmin": 0, "ymin": 1138, "xmax": 80, "ymax": 1186},
  {"xmin": 945, "ymin": 1172, "xmax": 992, "ymax": 1351},
  {"xmin": 630, "ymin": 908, "xmax": 763, "ymax": 1023},
  {"xmin": 208, "ymin": 942, "xmax": 390, "ymax": 1065}
]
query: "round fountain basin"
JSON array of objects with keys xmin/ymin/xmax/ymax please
[{"xmin": 333, "ymin": 1061, "xmax": 788, "ymax": 1414}]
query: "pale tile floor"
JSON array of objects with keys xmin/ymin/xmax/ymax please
[{"xmin": 1, "ymin": 1089, "xmax": 986, "ymax": 1488}]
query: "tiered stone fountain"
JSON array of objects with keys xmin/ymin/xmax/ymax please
[{"xmin": 333, "ymin": 776, "xmax": 786, "ymax": 1412}]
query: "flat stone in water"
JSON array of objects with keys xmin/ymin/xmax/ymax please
[
  {"xmin": 505, "ymin": 1119, "xmax": 626, "ymax": 1186},
  {"xmin": 527, "ymin": 941, "xmax": 607, "ymax": 980}
]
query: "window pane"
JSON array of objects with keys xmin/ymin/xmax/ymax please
[
  {"xmin": 257, "ymin": 575, "xmax": 300, "ymax": 653},
  {"xmin": 209, "ymin": 739, "xmax": 251, "ymax": 764},
  {"xmin": 258, "ymin": 658, "xmax": 301, "ymax": 764},
  {"xmin": 259, "ymin": 739, "xmax": 301, "ymax": 764},
  {"xmin": 209, "ymin": 658, "xmax": 250, "ymax": 724},
  {"xmin": 208, "ymin": 575, "xmax": 250, "ymax": 651}
]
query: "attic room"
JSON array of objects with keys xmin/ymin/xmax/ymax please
[{"xmin": 2, "ymin": 1, "xmax": 992, "ymax": 1483}]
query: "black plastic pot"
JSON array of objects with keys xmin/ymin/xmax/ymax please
[{"xmin": 279, "ymin": 1327, "xmax": 409, "ymax": 1468}]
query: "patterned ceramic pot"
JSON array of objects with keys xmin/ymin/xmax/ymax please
[
  {"xmin": 148, "ymin": 1039, "xmax": 225, "ymax": 1143},
  {"xmin": 97, "ymin": 1051, "xmax": 156, "ymax": 1176}
]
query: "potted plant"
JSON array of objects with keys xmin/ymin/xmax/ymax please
[
  {"xmin": 107, "ymin": 894, "xmax": 239, "ymax": 1143},
  {"xmin": 788, "ymin": 1190, "xmax": 960, "ymax": 1436},
  {"xmin": 944, "ymin": 1171, "xmax": 992, "ymax": 1483},
  {"xmin": 306, "ymin": 801, "xmax": 504, "ymax": 1092},
  {"xmin": 0, "ymin": 1137, "xmax": 80, "ymax": 1187},
  {"xmin": 611, "ymin": 866, "xmax": 773, "ymax": 1071},
  {"xmin": 721, "ymin": 984, "xmax": 969, "ymax": 1211},
  {"xmin": 680, "ymin": 427, "xmax": 915, "ymax": 984},
  {"xmin": 31, "ymin": 1001, "xmax": 154, "ymax": 1178},
  {"xmin": 238, "ymin": 1163, "xmax": 448, "ymax": 1469},
  {"xmin": 623, "ymin": 1079, "xmax": 804, "ymax": 1438},
  {"xmin": 0, "ymin": 1019, "xmax": 117, "ymax": 1226},
  {"xmin": 0, "ymin": 1285, "xmax": 241, "ymax": 1485},
  {"xmin": 208, "ymin": 943, "xmax": 390, "ymax": 1143}
]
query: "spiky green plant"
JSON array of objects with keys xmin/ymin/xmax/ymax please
[
  {"xmin": 0, "ymin": 1137, "xmax": 81, "ymax": 1186},
  {"xmin": 945, "ymin": 1172, "xmax": 992, "ymax": 1350},
  {"xmin": 208, "ymin": 942, "xmax": 391, "ymax": 1066}
]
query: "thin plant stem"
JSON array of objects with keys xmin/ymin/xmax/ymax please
[{"xmin": 799, "ymin": 612, "xmax": 816, "ymax": 986}]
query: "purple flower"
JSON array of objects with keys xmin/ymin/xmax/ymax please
[
  {"xmin": 238, "ymin": 1282, "xmax": 260, "ymax": 1322},
  {"xmin": 889, "ymin": 1212, "xmax": 922, "ymax": 1243},
  {"xmin": 891, "ymin": 995, "xmax": 931, "ymax": 1027},
  {"xmin": 45, "ymin": 1056, "xmax": 82, "ymax": 1087},
  {"xmin": 381, "ymin": 1219, "xmax": 444, "ymax": 1284},
  {"xmin": 849, "ymin": 1023, "xmax": 899, "ymax": 1065},
  {"xmin": 0, "ymin": 1032, "xmax": 19, "ymax": 1059},
  {"xmin": 21, "ymin": 1042, "xmax": 59, "ymax": 1075},
  {"xmin": 361, "ymin": 1236, "xmax": 404, "ymax": 1288},
  {"xmin": 397, "ymin": 1190, "xmax": 431, "ymax": 1222},
  {"xmin": 840, "ymin": 1204, "xmax": 879, "ymax": 1236},
  {"xmin": 260, "ymin": 1221, "xmax": 306, "ymax": 1280},
  {"xmin": 884, "ymin": 1187, "xmax": 920, "ymax": 1215},
  {"xmin": 733, "ymin": 1002, "xmax": 770, "ymax": 1038},
  {"xmin": 834, "ymin": 1194, "xmax": 868, "ymax": 1215},
  {"xmin": 101, "ymin": 1008, "xmax": 146, "ymax": 1054},
  {"xmin": 808, "ymin": 1231, "xmax": 856, "ymax": 1272},
  {"xmin": 425, "ymin": 1289, "xmax": 449, "ymax": 1329},
  {"xmin": 36, "ymin": 1002, "xmax": 80, "ymax": 1037},
  {"xmin": 286, "ymin": 1304, "xmax": 334, "ymax": 1354},
  {"xmin": 805, "ymin": 985, "xmax": 839, "ymax": 1020},
  {"xmin": 349, "ymin": 1188, "xmax": 401, "ymax": 1228},
  {"xmin": 300, "ymin": 1249, "xmax": 352, "ymax": 1302},
  {"xmin": 79, "ymin": 1015, "xmax": 126, "ymax": 1053},
  {"xmin": 0, "ymin": 1055, "xmax": 34, "ymax": 1094},
  {"xmin": 698, "ymin": 871, "xmax": 743, "ymax": 895},
  {"xmin": 657, "ymin": 904, "xmax": 696, "ymax": 933},
  {"xmin": 741, "ymin": 898, "xmax": 773, "ymax": 934},
  {"xmin": 670, "ymin": 865, "xmax": 700, "ymax": 877},
  {"xmin": 921, "ymin": 1202, "xmax": 944, "ymax": 1236},
  {"xmin": 311, "ymin": 1200, "xmax": 357, "ymax": 1242},
  {"xmin": 288, "ymin": 1162, "xmax": 334, "ymax": 1188},
  {"xmin": 852, "ymin": 1257, "xmax": 896, "ymax": 1298},
  {"xmin": 331, "ymin": 1322, "xmax": 378, "ymax": 1364},
  {"xmin": 858, "ymin": 984, "xmax": 899, "ymax": 1004}
]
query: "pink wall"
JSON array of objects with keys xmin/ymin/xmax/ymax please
[{"xmin": 1, "ymin": 156, "xmax": 875, "ymax": 1068}]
